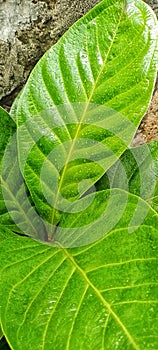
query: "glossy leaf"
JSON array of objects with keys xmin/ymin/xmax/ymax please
[
  {"xmin": 10, "ymin": 0, "xmax": 158, "ymax": 227},
  {"xmin": 1, "ymin": 0, "xmax": 158, "ymax": 348},
  {"xmin": 1, "ymin": 188, "xmax": 158, "ymax": 349}
]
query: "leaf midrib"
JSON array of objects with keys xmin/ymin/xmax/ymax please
[{"xmin": 61, "ymin": 245, "xmax": 140, "ymax": 350}]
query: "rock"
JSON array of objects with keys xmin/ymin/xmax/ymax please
[
  {"xmin": 0, "ymin": 0, "xmax": 157, "ymax": 111},
  {"xmin": 0, "ymin": 0, "xmax": 100, "ymax": 109},
  {"xmin": 144, "ymin": 0, "xmax": 158, "ymax": 17}
]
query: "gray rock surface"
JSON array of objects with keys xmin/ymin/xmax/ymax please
[
  {"xmin": 0, "ymin": 0, "xmax": 157, "ymax": 110},
  {"xmin": 0, "ymin": 0, "xmax": 100, "ymax": 109},
  {"xmin": 144, "ymin": 0, "xmax": 158, "ymax": 16}
]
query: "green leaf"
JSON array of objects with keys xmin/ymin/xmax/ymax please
[
  {"xmin": 0, "ymin": 106, "xmax": 46, "ymax": 239},
  {"xmin": 0, "ymin": 337, "xmax": 11, "ymax": 350},
  {"xmin": 0, "ymin": 107, "xmax": 18, "ymax": 231},
  {"xmin": 1, "ymin": 134, "xmax": 47, "ymax": 240},
  {"xmin": 0, "ymin": 107, "xmax": 16, "ymax": 163},
  {"xmin": 1, "ymin": 1, "xmax": 158, "ymax": 348},
  {"xmin": 96, "ymin": 140, "xmax": 158, "ymax": 212},
  {"xmin": 1, "ymin": 188, "xmax": 158, "ymax": 350},
  {"xmin": 10, "ymin": 0, "xmax": 158, "ymax": 228}
]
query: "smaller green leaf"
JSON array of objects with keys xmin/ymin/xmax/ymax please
[
  {"xmin": 0, "ymin": 107, "xmax": 18, "ymax": 231},
  {"xmin": 96, "ymin": 140, "xmax": 158, "ymax": 212},
  {"xmin": 0, "ymin": 107, "xmax": 16, "ymax": 162},
  {"xmin": 0, "ymin": 107, "xmax": 47, "ymax": 240},
  {"xmin": 1, "ymin": 134, "xmax": 47, "ymax": 241}
]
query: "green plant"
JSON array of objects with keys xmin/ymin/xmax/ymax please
[{"xmin": 0, "ymin": 0, "xmax": 158, "ymax": 349}]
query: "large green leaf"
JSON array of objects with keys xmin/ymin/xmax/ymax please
[
  {"xmin": 1, "ymin": 188, "xmax": 158, "ymax": 349},
  {"xmin": 1, "ymin": 1, "xmax": 158, "ymax": 348},
  {"xmin": 10, "ymin": 0, "xmax": 158, "ymax": 228}
]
